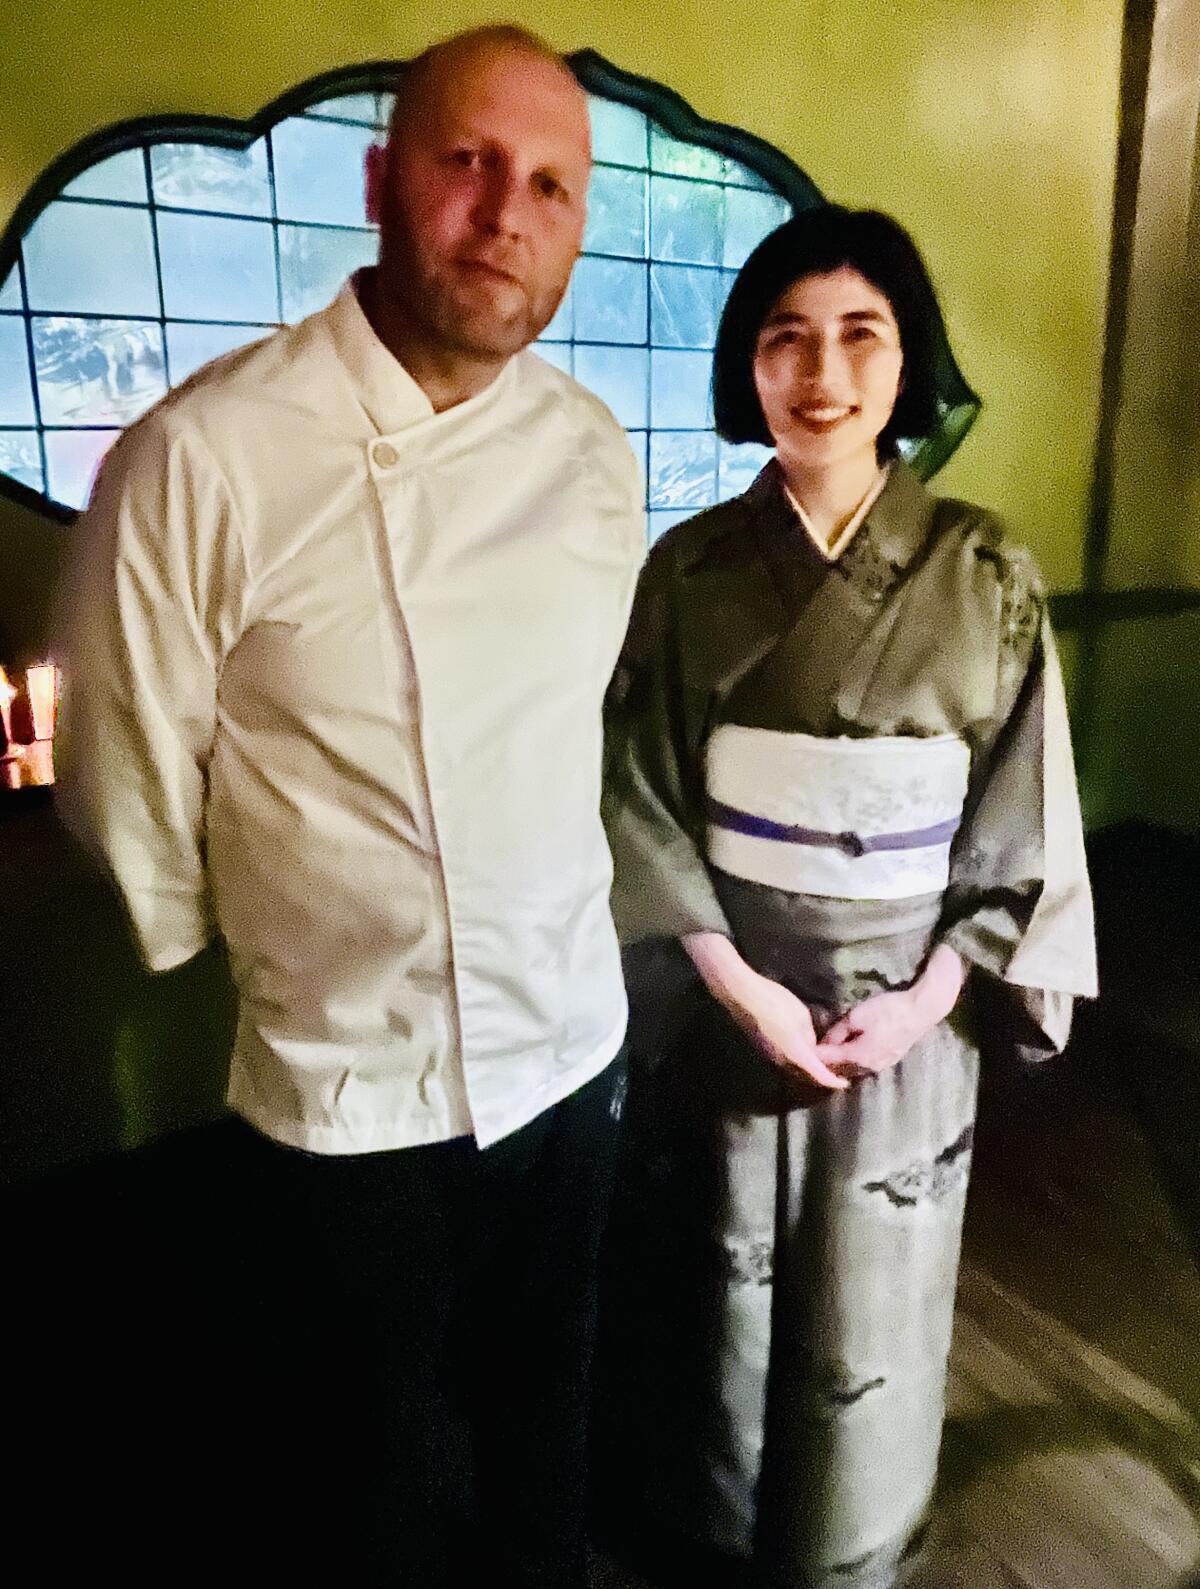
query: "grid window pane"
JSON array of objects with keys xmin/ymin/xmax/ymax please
[
  {"xmin": 650, "ymin": 264, "xmax": 721, "ymax": 349},
  {"xmin": 575, "ymin": 345, "xmax": 649, "ymax": 428},
  {"xmin": 0, "ymin": 430, "xmax": 43, "ymax": 493},
  {"xmin": 719, "ymin": 440, "xmax": 773, "ymax": 499},
  {"xmin": 0, "ymin": 84, "xmax": 800, "ymax": 519},
  {"xmin": 279, "ymin": 225, "xmax": 378, "ymax": 323},
  {"xmin": 724, "ymin": 158, "xmax": 774, "ymax": 192},
  {"xmin": 272, "ymin": 118, "xmax": 376, "ymax": 228},
  {"xmin": 650, "ymin": 348, "xmax": 711, "ymax": 429},
  {"xmin": 540, "ymin": 279, "xmax": 573, "ymax": 342},
  {"xmin": 63, "ymin": 149, "xmax": 148, "ymax": 204},
  {"xmin": 0, "ymin": 317, "xmax": 36, "ymax": 425},
  {"xmin": 24, "ymin": 201, "xmax": 160, "ymax": 317},
  {"xmin": 305, "ymin": 93, "xmax": 382, "ymax": 127},
  {"xmin": 151, "ymin": 139, "xmax": 272, "ymax": 217},
  {"xmin": 33, "ymin": 317, "xmax": 166, "ymax": 426},
  {"xmin": 157, "ymin": 211, "xmax": 278, "ymax": 322},
  {"xmin": 573, "ymin": 257, "xmax": 647, "ymax": 344},
  {"xmin": 650, "ymin": 127, "xmax": 725, "ymax": 181},
  {"xmin": 588, "ymin": 99, "xmax": 648, "ymax": 169},
  {"xmin": 651, "ymin": 176, "xmax": 724, "ymax": 265},
  {"xmin": 583, "ymin": 166, "xmax": 646, "ymax": 259},
  {"xmin": 724, "ymin": 187, "xmax": 791, "ymax": 269},
  {"xmin": 534, "ymin": 341, "xmax": 572, "ymax": 375},
  {"xmin": 649, "ymin": 430, "xmax": 718, "ymax": 509},
  {"xmin": 166, "ymin": 322, "xmax": 268, "ymax": 385},
  {"xmin": 44, "ymin": 429, "xmax": 119, "ymax": 509}
]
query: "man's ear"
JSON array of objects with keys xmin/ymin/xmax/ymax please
[{"xmin": 364, "ymin": 142, "xmax": 387, "ymax": 227}]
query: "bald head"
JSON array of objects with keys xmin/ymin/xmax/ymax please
[
  {"xmin": 363, "ymin": 25, "xmax": 592, "ymax": 407},
  {"xmin": 388, "ymin": 26, "xmax": 588, "ymax": 154}
]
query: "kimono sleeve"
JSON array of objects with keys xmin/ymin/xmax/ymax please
[
  {"xmin": 54, "ymin": 411, "xmax": 243, "ymax": 972},
  {"xmin": 603, "ymin": 542, "xmax": 732, "ymax": 945},
  {"xmin": 937, "ymin": 551, "xmax": 1097, "ymax": 1060}
]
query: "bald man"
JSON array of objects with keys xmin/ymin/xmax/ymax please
[{"xmin": 57, "ymin": 26, "xmax": 644, "ymax": 1586}]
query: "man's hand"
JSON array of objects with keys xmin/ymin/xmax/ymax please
[
  {"xmin": 815, "ymin": 943, "xmax": 966, "ymax": 1079},
  {"xmin": 683, "ymin": 932, "xmax": 848, "ymax": 1091}
]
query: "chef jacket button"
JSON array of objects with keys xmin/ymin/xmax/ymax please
[{"xmin": 373, "ymin": 441, "xmax": 399, "ymax": 469}]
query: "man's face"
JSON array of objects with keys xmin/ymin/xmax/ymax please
[{"xmin": 367, "ymin": 46, "xmax": 591, "ymax": 363}]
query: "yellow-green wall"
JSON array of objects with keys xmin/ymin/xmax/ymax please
[{"xmin": 2, "ymin": 0, "xmax": 1121, "ymax": 596}]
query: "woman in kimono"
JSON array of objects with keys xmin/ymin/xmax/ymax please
[{"xmin": 598, "ymin": 208, "xmax": 1097, "ymax": 1588}]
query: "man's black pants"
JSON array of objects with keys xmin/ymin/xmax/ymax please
[{"xmin": 223, "ymin": 1058, "xmax": 625, "ymax": 1586}]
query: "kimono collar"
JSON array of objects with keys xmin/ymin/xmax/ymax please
[
  {"xmin": 676, "ymin": 456, "xmax": 939, "ymax": 578},
  {"xmin": 849, "ymin": 456, "xmax": 940, "ymax": 574}
]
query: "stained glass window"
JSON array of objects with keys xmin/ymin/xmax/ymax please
[{"xmin": 0, "ymin": 72, "xmax": 797, "ymax": 523}]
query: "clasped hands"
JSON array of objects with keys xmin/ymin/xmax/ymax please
[{"xmin": 683, "ymin": 933, "xmax": 966, "ymax": 1092}]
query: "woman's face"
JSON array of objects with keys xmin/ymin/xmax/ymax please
[{"xmin": 752, "ymin": 266, "xmax": 904, "ymax": 484}]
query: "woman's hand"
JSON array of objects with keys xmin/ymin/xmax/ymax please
[
  {"xmin": 815, "ymin": 943, "xmax": 966, "ymax": 1079},
  {"xmin": 683, "ymin": 932, "xmax": 848, "ymax": 1091}
]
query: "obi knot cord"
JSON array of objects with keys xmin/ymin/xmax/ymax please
[{"xmin": 704, "ymin": 796, "xmax": 961, "ymax": 856}]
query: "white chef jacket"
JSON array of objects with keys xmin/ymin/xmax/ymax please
[{"xmin": 56, "ymin": 277, "xmax": 645, "ymax": 1152}]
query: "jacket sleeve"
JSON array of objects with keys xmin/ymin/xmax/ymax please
[
  {"xmin": 937, "ymin": 545, "xmax": 1097, "ymax": 1059},
  {"xmin": 54, "ymin": 412, "xmax": 244, "ymax": 972},
  {"xmin": 603, "ymin": 541, "xmax": 732, "ymax": 946}
]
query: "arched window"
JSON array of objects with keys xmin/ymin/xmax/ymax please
[{"xmin": 0, "ymin": 53, "xmax": 978, "ymax": 531}]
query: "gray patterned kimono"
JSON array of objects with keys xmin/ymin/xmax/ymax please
[{"xmin": 599, "ymin": 462, "xmax": 1096, "ymax": 1588}]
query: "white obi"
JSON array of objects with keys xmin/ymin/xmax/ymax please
[{"xmin": 705, "ymin": 726, "xmax": 970, "ymax": 900}]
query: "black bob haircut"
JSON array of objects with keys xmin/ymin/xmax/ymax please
[{"xmin": 713, "ymin": 206, "xmax": 946, "ymax": 458}]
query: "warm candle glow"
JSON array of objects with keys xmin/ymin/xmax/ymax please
[
  {"xmin": 0, "ymin": 666, "xmax": 16, "ymax": 752},
  {"xmin": 26, "ymin": 662, "xmax": 58, "ymax": 742}
]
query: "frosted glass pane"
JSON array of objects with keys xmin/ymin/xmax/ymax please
[
  {"xmin": 649, "ymin": 508, "xmax": 695, "ymax": 544},
  {"xmin": 584, "ymin": 166, "xmax": 646, "ymax": 259},
  {"xmin": 0, "ymin": 431, "xmax": 43, "ymax": 494},
  {"xmin": 0, "ymin": 271, "xmax": 21, "ymax": 311},
  {"xmin": 272, "ymin": 118, "xmax": 376, "ymax": 227},
  {"xmin": 151, "ymin": 139, "xmax": 271, "ymax": 217},
  {"xmin": 650, "ymin": 264, "xmax": 721, "ymax": 349},
  {"xmin": 534, "ymin": 342, "xmax": 572, "ymax": 375},
  {"xmin": 541, "ymin": 279, "xmax": 573, "ymax": 342},
  {"xmin": 166, "ymin": 321, "xmax": 267, "ymax": 385},
  {"xmin": 649, "ymin": 430, "xmax": 717, "ymax": 509},
  {"xmin": 723, "ymin": 187, "xmax": 791, "ymax": 269},
  {"xmin": 157, "ymin": 212, "xmax": 278, "ymax": 322},
  {"xmin": 574, "ymin": 345, "xmax": 648, "ymax": 428},
  {"xmin": 33, "ymin": 317, "xmax": 166, "ymax": 426},
  {"xmin": 650, "ymin": 348, "xmax": 711, "ymax": 429},
  {"xmin": 573, "ymin": 257, "xmax": 646, "ymax": 344},
  {"xmin": 650, "ymin": 176, "xmax": 723, "ymax": 265},
  {"xmin": 24, "ymin": 202, "xmax": 160, "ymax": 317},
  {"xmin": 649, "ymin": 128, "xmax": 725, "ymax": 181},
  {"xmin": 0, "ymin": 317, "xmax": 35, "ymax": 424},
  {"xmin": 306, "ymin": 93, "xmax": 381, "ymax": 127},
  {"xmin": 63, "ymin": 150, "xmax": 147, "ymax": 203},
  {"xmin": 719, "ymin": 440, "xmax": 773, "ymax": 499},
  {"xmin": 588, "ymin": 99, "xmax": 648, "ymax": 169},
  {"xmin": 44, "ymin": 429, "xmax": 119, "ymax": 509},
  {"xmin": 279, "ymin": 225, "xmax": 377, "ymax": 323},
  {"xmin": 724, "ymin": 158, "xmax": 774, "ymax": 192}
]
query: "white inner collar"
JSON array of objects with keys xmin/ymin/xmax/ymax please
[{"xmin": 783, "ymin": 464, "xmax": 892, "ymax": 562}]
